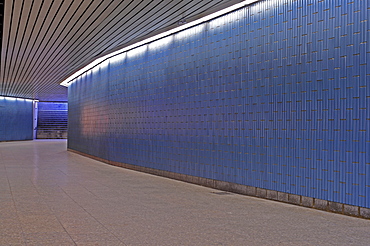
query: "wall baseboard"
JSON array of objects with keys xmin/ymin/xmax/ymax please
[{"xmin": 68, "ymin": 148, "xmax": 370, "ymax": 220}]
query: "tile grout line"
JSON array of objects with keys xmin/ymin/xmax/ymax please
[
  {"xmin": 4, "ymin": 165, "xmax": 27, "ymax": 245},
  {"xmin": 58, "ymin": 185, "xmax": 128, "ymax": 245},
  {"xmin": 30, "ymin": 178, "xmax": 78, "ymax": 246}
]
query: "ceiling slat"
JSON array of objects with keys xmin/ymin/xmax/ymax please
[
  {"xmin": 18, "ymin": 1, "xmax": 75, "ymax": 87},
  {"xmin": 1, "ymin": 0, "xmax": 14, "ymax": 92},
  {"xmin": 9, "ymin": 0, "xmax": 49, "ymax": 95},
  {"xmin": 7, "ymin": 0, "xmax": 34, "ymax": 92},
  {"xmin": 20, "ymin": 0, "xmax": 106, "ymax": 92}
]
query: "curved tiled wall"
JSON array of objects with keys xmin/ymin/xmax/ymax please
[{"xmin": 68, "ymin": 0, "xmax": 370, "ymax": 215}]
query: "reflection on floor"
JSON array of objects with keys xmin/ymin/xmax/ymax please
[{"xmin": 0, "ymin": 140, "xmax": 369, "ymax": 245}]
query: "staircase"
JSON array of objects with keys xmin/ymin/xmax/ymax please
[{"xmin": 37, "ymin": 102, "xmax": 68, "ymax": 139}]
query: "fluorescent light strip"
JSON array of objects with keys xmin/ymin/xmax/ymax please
[
  {"xmin": 60, "ymin": 0, "xmax": 259, "ymax": 87},
  {"xmin": 0, "ymin": 96, "xmax": 34, "ymax": 102}
]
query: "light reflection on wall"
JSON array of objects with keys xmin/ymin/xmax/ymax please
[
  {"xmin": 77, "ymin": 70, "xmax": 110, "ymax": 138},
  {"xmin": 0, "ymin": 96, "xmax": 33, "ymax": 102},
  {"xmin": 148, "ymin": 36, "xmax": 173, "ymax": 50},
  {"xmin": 100, "ymin": 60, "xmax": 110, "ymax": 70},
  {"xmin": 209, "ymin": 9, "xmax": 245, "ymax": 28},
  {"xmin": 127, "ymin": 45, "xmax": 147, "ymax": 58},
  {"xmin": 92, "ymin": 64, "xmax": 100, "ymax": 74},
  {"xmin": 175, "ymin": 24, "xmax": 205, "ymax": 40},
  {"xmin": 249, "ymin": 0, "xmax": 283, "ymax": 14},
  {"xmin": 110, "ymin": 52, "xmax": 127, "ymax": 64},
  {"xmin": 80, "ymin": 103, "xmax": 110, "ymax": 138},
  {"xmin": 2, "ymin": 96, "xmax": 16, "ymax": 101}
]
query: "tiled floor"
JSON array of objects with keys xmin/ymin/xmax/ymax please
[{"xmin": 0, "ymin": 140, "xmax": 369, "ymax": 245}]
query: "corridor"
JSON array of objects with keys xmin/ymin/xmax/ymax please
[{"xmin": 0, "ymin": 140, "xmax": 369, "ymax": 245}]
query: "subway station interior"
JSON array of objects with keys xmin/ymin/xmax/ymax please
[{"xmin": 1, "ymin": 0, "xmax": 370, "ymax": 245}]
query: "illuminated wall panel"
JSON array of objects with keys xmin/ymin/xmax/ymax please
[
  {"xmin": 68, "ymin": 0, "xmax": 370, "ymax": 208},
  {"xmin": 0, "ymin": 97, "xmax": 33, "ymax": 141}
]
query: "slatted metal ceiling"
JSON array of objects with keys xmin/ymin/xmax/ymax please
[
  {"xmin": 0, "ymin": 1, "xmax": 3, "ymax": 49},
  {"xmin": 0, "ymin": 0, "xmax": 238, "ymax": 102}
]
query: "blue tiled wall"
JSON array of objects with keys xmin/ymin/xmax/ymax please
[
  {"xmin": 0, "ymin": 98, "xmax": 33, "ymax": 141},
  {"xmin": 69, "ymin": 0, "xmax": 370, "ymax": 208}
]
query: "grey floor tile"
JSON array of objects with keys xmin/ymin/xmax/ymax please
[
  {"xmin": 0, "ymin": 140, "xmax": 370, "ymax": 246},
  {"xmin": 0, "ymin": 235, "xmax": 25, "ymax": 245}
]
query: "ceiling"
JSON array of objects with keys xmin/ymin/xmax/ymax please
[{"xmin": 0, "ymin": 0, "xmax": 241, "ymax": 102}]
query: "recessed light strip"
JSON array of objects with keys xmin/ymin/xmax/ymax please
[
  {"xmin": 60, "ymin": 0, "xmax": 259, "ymax": 87},
  {"xmin": 0, "ymin": 95, "xmax": 35, "ymax": 102}
]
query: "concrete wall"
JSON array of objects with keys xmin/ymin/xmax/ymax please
[
  {"xmin": 0, "ymin": 97, "xmax": 33, "ymax": 141},
  {"xmin": 68, "ymin": 0, "xmax": 370, "ymax": 216}
]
